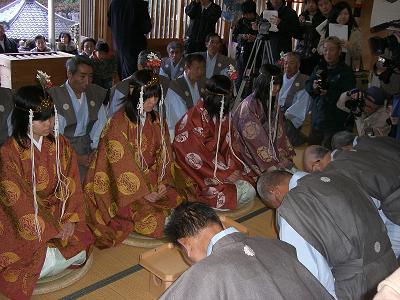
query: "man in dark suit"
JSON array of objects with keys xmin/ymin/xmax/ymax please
[
  {"xmin": 108, "ymin": 0, "xmax": 152, "ymax": 79},
  {"xmin": 0, "ymin": 24, "xmax": 18, "ymax": 53},
  {"xmin": 184, "ymin": 0, "xmax": 221, "ymax": 54}
]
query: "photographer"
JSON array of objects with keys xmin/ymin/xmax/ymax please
[
  {"xmin": 337, "ymin": 86, "xmax": 391, "ymax": 137},
  {"xmin": 296, "ymin": 0, "xmax": 325, "ymax": 75},
  {"xmin": 232, "ymin": 0, "xmax": 258, "ymax": 90},
  {"xmin": 306, "ymin": 36, "xmax": 356, "ymax": 148}
]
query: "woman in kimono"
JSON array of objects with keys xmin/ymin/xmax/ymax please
[
  {"xmin": 233, "ymin": 64, "xmax": 296, "ymax": 175},
  {"xmin": 173, "ymin": 75, "xmax": 256, "ymax": 210},
  {"xmin": 0, "ymin": 86, "xmax": 93, "ymax": 300},
  {"xmin": 84, "ymin": 69, "xmax": 183, "ymax": 248}
]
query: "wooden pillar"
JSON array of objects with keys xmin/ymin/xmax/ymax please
[{"xmin": 80, "ymin": 0, "xmax": 112, "ymax": 46}]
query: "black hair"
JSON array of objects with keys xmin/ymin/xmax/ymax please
[
  {"xmin": 205, "ymin": 33, "xmax": 221, "ymax": 44},
  {"xmin": 65, "ymin": 54, "xmax": 94, "ymax": 74},
  {"xmin": 331, "ymin": 130, "xmax": 356, "ymax": 150},
  {"xmin": 80, "ymin": 37, "xmax": 96, "ymax": 52},
  {"xmin": 58, "ymin": 32, "xmax": 72, "ymax": 44},
  {"xmin": 167, "ymin": 40, "xmax": 184, "ymax": 53},
  {"xmin": 326, "ymin": 1, "xmax": 358, "ymax": 38},
  {"xmin": 241, "ymin": 0, "xmax": 257, "ymax": 14},
  {"xmin": 164, "ymin": 202, "xmax": 223, "ymax": 245},
  {"xmin": 253, "ymin": 64, "xmax": 282, "ymax": 115},
  {"xmin": 203, "ymin": 75, "xmax": 232, "ymax": 120},
  {"xmin": 34, "ymin": 35, "xmax": 46, "ymax": 42},
  {"xmin": 125, "ymin": 69, "xmax": 161, "ymax": 124},
  {"xmin": 184, "ymin": 53, "xmax": 206, "ymax": 68},
  {"xmin": 12, "ymin": 85, "xmax": 55, "ymax": 148},
  {"xmin": 95, "ymin": 40, "xmax": 110, "ymax": 53}
]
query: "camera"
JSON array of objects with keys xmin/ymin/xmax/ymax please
[
  {"xmin": 344, "ymin": 89, "xmax": 366, "ymax": 117},
  {"xmin": 369, "ymin": 34, "xmax": 400, "ymax": 84},
  {"xmin": 255, "ymin": 17, "xmax": 271, "ymax": 38},
  {"xmin": 315, "ymin": 68, "xmax": 328, "ymax": 91}
]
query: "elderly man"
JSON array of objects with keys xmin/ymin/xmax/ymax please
[
  {"xmin": 337, "ymin": 86, "xmax": 391, "ymax": 137},
  {"xmin": 0, "ymin": 23, "xmax": 18, "ymax": 53},
  {"xmin": 48, "ymin": 55, "xmax": 107, "ymax": 179},
  {"xmin": 278, "ymin": 52, "xmax": 311, "ymax": 146},
  {"xmin": 160, "ymin": 202, "xmax": 333, "ymax": 300},
  {"xmin": 305, "ymin": 36, "xmax": 356, "ymax": 148},
  {"xmin": 160, "ymin": 41, "xmax": 185, "ymax": 80},
  {"xmin": 164, "ymin": 53, "xmax": 205, "ymax": 138},
  {"xmin": 303, "ymin": 145, "xmax": 400, "ymax": 257},
  {"xmin": 331, "ymin": 131, "xmax": 400, "ymax": 165},
  {"xmin": 0, "ymin": 87, "xmax": 13, "ymax": 145},
  {"xmin": 195, "ymin": 33, "xmax": 234, "ymax": 79},
  {"xmin": 257, "ymin": 170, "xmax": 398, "ymax": 300}
]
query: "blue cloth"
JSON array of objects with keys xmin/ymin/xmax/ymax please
[
  {"xmin": 206, "ymin": 53, "xmax": 217, "ymax": 79},
  {"xmin": 164, "ymin": 72, "xmax": 201, "ymax": 139},
  {"xmin": 392, "ymin": 95, "xmax": 400, "ymax": 141},
  {"xmin": 57, "ymin": 81, "xmax": 107, "ymax": 149},
  {"xmin": 207, "ymin": 227, "xmax": 239, "ymax": 256},
  {"xmin": 279, "ymin": 73, "xmax": 311, "ymax": 128},
  {"xmin": 278, "ymin": 171, "xmax": 338, "ymax": 299},
  {"xmin": 371, "ymin": 197, "xmax": 400, "ymax": 258}
]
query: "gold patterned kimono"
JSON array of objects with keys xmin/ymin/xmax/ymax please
[
  {"xmin": 0, "ymin": 136, "xmax": 93, "ymax": 300},
  {"xmin": 84, "ymin": 111, "xmax": 184, "ymax": 248}
]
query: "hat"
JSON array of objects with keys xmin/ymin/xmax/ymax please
[{"xmin": 365, "ymin": 86, "xmax": 386, "ymax": 106}]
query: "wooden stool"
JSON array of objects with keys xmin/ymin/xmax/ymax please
[
  {"xmin": 33, "ymin": 254, "xmax": 93, "ymax": 295},
  {"xmin": 215, "ymin": 199, "xmax": 255, "ymax": 219},
  {"xmin": 122, "ymin": 232, "xmax": 166, "ymax": 249},
  {"xmin": 139, "ymin": 216, "xmax": 248, "ymax": 298}
]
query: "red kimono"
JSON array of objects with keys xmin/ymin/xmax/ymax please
[
  {"xmin": 0, "ymin": 136, "xmax": 93, "ymax": 300},
  {"xmin": 173, "ymin": 101, "xmax": 254, "ymax": 210},
  {"xmin": 84, "ymin": 111, "xmax": 183, "ymax": 248},
  {"xmin": 232, "ymin": 93, "xmax": 296, "ymax": 175}
]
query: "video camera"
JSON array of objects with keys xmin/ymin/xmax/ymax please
[
  {"xmin": 344, "ymin": 89, "xmax": 366, "ymax": 117},
  {"xmin": 255, "ymin": 17, "xmax": 272, "ymax": 39}
]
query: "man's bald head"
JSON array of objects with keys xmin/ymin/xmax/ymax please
[
  {"xmin": 303, "ymin": 145, "xmax": 332, "ymax": 173},
  {"xmin": 257, "ymin": 170, "xmax": 292, "ymax": 208}
]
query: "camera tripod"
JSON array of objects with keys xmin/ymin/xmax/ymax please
[{"xmin": 233, "ymin": 34, "xmax": 275, "ymax": 110}]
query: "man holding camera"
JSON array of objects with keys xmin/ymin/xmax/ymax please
[
  {"xmin": 305, "ymin": 36, "xmax": 356, "ymax": 148},
  {"xmin": 337, "ymin": 86, "xmax": 391, "ymax": 137}
]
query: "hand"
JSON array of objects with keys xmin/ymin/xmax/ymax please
[
  {"xmin": 77, "ymin": 154, "xmax": 90, "ymax": 167},
  {"xmin": 145, "ymin": 192, "xmax": 161, "ymax": 203},
  {"xmin": 55, "ymin": 222, "xmax": 75, "ymax": 240},
  {"xmin": 158, "ymin": 184, "xmax": 168, "ymax": 198},
  {"xmin": 226, "ymin": 170, "xmax": 240, "ymax": 183},
  {"xmin": 270, "ymin": 16, "xmax": 281, "ymax": 26}
]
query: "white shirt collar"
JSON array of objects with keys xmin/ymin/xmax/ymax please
[
  {"xmin": 206, "ymin": 227, "xmax": 239, "ymax": 256},
  {"xmin": 288, "ymin": 171, "xmax": 308, "ymax": 190},
  {"xmin": 65, "ymin": 80, "xmax": 83, "ymax": 104}
]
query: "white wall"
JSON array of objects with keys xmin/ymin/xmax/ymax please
[{"xmin": 370, "ymin": 0, "xmax": 400, "ymax": 27}]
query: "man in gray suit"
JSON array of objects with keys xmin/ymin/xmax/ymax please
[
  {"xmin": 303, "ymin": 144, "xmax": 400, "ymax": 258},
  {"xmin": 160, "ymin": 202, "xmax": 333, "ymax": 300}
]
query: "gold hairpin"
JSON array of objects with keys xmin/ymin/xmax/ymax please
[
  {"xmin": 15, "ymin": 96, "xmax": 53, "ymax": 113},
  {"xmin": 144, "ymin": 76, "xmax": 159, "ymax": 87}
]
